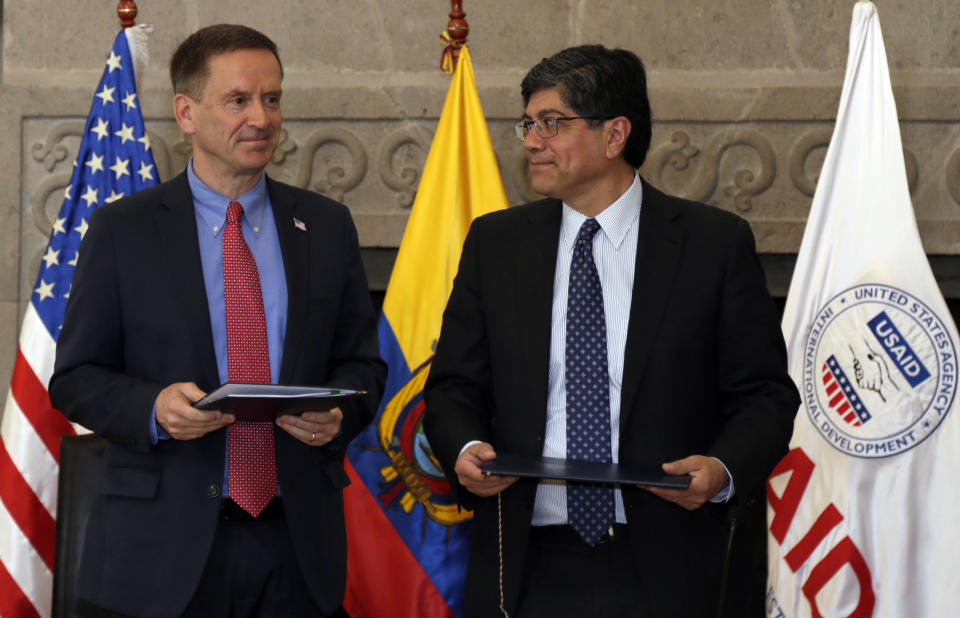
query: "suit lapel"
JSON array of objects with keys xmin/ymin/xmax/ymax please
[
  {"xmin": 619, "ymin": 182, "xmax": 684, "ymax": 432},
  {"xmin": 515, "ymin": 200, "xmax": 562, "ymax": 436},
  {"xmin": 154, "ymin": 172, "xmax": 219, "ymax": 389},
  {"xmin": 267, "ymin": 178, "xmax": 309, "ymax": 384}
]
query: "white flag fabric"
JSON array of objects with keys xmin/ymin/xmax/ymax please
[{"xmin": 766, "ymin": 2, "xmax": 960, "ymax": 617}]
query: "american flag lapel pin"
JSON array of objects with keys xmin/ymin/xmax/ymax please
[{"xmin": 293, "ymin": 217, "xmax": 307, "ymax": 232}]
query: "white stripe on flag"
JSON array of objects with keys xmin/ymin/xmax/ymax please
[
  {"xmin": 0, "ymin": 496, "xmax": 51, "ymax": 617},
  {"xmin": 17, "ymin": 306, "xmax": 56, "ymax": 390},
  {"xmin": 1, "ymin": 396, "xmax": 59, "ymax": 518}
]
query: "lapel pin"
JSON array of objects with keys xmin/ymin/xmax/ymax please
[{"xmin": 293, "ymin": 217, "xmax": 307, "ymax": 232}]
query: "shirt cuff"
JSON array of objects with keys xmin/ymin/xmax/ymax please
[
  {"xmin": 150, "ymin": 403, "xmax": 171, "ymax": 444},
  {"xmin": 709, "ymin": 457, "xmax": 735, "ymax": 503},
  {"xmin": 458, "ymin": 440, "xmax": 483, "ymax": 458}
]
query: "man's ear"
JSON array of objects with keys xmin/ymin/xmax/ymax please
[
  {"xmin": 173, "ymin": 93, "xmax": 196, "ymax": 135},
  {"xmin": 605, "ymin": 116, "xmax": 632, "ymax": 160}
]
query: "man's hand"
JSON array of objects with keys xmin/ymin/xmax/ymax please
[
  {"xmin": 455, "ymin": 442, "xmax": 518, "ymax": 497},
  {"xmin": 155, "ymin": 382, "xmax": 235, "ymax": 440},
  {"xmin": 276, "ymin": 407, "xmax": 343, "ymax": 446},
  {"xmin": 640, "ymin": 455, "xmax": 729, "ymax": 511}
]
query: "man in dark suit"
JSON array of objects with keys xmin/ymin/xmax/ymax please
[
  {"xmin": 423, "ymin": 45, "xmax": 799, "ymax": 617},
  {"xmin": 49, "ymin": 25, "xmax": 385, "ymax": 617}
]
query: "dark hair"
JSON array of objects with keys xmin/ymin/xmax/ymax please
[
  {"xmin": 521, "ymin": 45, "xmax": 652, "ymax": 169},
  {"xmin": 170, "ymin": 24, "xmax": 282, "ymax": 99}
]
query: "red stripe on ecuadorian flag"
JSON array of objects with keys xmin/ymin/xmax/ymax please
[
  {"xmin": 343, "ymin": 457, "xmax": 454, "ymax": 618},
  {"xmin": 10, "ymin": 349, "xmax": 75, "ymax": 463}
]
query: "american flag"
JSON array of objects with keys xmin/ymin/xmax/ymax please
[
  {"xmin": 822, "ymin": 355, "xmax": 872, "ymax": 426},
  {"xmin": 0, "ymin": 28, "xmax": 157, "ymax": 618}
]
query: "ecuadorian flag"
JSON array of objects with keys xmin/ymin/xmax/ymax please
[{"xmin": 343, "ymin": 45, "xmax": 508, "ymax": 618}]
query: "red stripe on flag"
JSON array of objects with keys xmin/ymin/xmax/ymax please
[
  {"xmin": 0, "ymin": 557, "xmax": 43, "ymax": 618},
  {"xmin": 343, "ymin": 457, "xmax": 455, "ymax": 618},
  {"xmin": 10, "ymin": 349, "xmax": 75, "ymax": 463},
  {"xmin": 0, "ymin": 439, "xmax": 56, "ymax": 571},
  {"xmin": 828, "ymin": 391, "xmax": 845, "ymax": 408}
]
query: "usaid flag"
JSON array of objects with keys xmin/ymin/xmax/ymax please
[{"xmin": 767, "ymin": 2, "xmax": 960, "ymax": 617}]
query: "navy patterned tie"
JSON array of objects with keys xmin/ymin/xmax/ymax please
[{"xmin": 565, "ymin": 218, "xmax": 615, "ymax": 546}]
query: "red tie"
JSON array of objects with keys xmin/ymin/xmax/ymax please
[{"xmin": 223, "ymin": 200, "xmax": 277, "ymax": 517}]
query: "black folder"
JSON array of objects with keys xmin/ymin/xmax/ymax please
[
  {"xmin": 481, "ymin": 453, "xmax": 691, "ymax": 488},
  {"xmin": 193, "ymin": 383, "xmax": 365, "ymax": 421}
]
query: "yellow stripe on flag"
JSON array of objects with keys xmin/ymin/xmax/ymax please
[{"xmin": 383, "ymin": 45, "xmax": 508, "ymax": 371}]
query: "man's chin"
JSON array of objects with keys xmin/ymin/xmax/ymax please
[
  {"xmin": 236, "ymin": 149, "xmax": 275, "ymax": 171},
  {"xmin": 529, "ymin": 177, "xmax": 554, "ymax": 199}
]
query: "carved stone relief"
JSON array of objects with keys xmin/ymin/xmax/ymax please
[
  {"xmin": 21, "ymin": 116, "xmax": 960, "ymax": 283},
  {"xmin": 947, "ymin": 146, "xmax": 960, "ymax": 206},
  {"xmin": 377, "ymin": 127, "xmax": 431, "ymax": 208},
  {"xmin": 284, "ymin": 128, "xmax": 367, "ymax": 202},
  {"xmin": 789, "ymin": 127, "xmax": 920, "ymax": 198},
  {"xmin": 31, "ymin": 121, "xmax": 83, "ymax": 172},
  {"xmin": 644, "ymin": 128, "xmax": 776, "ymax": 212}
]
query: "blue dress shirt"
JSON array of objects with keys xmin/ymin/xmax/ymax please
[{"xmin": 151, "ymin": 161, "xmax": 287, "ymax": 495}]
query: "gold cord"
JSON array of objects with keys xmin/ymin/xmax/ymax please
[{"xmin": 497, "ymin": 491, "xmax": 509, "ymax": 617}]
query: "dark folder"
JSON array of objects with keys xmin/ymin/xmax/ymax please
[
  {"xmin": 481, "ymin": 452, "xmax": 691, "ymax": 488},
  {"xmin": 193, "ymin": 383, "xmax": 365, "ymax": 422}
]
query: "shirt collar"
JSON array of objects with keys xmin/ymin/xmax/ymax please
[
  {"xmin": 187, "ymin": 159, "xmax": 269, "ymax": 238},
  {"xmin": 560, "ymin": 172, "xmax": 643, "ymax": 250}
]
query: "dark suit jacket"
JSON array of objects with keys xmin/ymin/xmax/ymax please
[
  {"xmin": 423, "ymin": 180, "xmax": 799, "ymax": 617},
  {"xmin": 49, "ymin": 171, "xmax": 386, "ymax": 617}
]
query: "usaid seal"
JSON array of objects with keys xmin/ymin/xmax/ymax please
[{"xmin": 803, "ymin": 283, "xmax": 957, "ymax": 458}]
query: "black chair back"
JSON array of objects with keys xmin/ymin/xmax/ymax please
[{"xmin": 52, "ymin": 434, "xmax": 106, "ymax": 618}]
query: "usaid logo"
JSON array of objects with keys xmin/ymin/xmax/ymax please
[{"xmin": 802, "ymin": 284, "xmax": 957, "ymax": 458}]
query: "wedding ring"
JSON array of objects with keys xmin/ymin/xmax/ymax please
[{"xmin": 311, "ymin": 432, "xmax": 316, "ymax": 442}]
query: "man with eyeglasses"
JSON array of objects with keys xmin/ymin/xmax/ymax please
[{"xmin": 424, "ymin": 45, "xmax": 798, "ymax": 617}]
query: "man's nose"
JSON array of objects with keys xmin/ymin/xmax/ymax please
[
  {"xmin": 523, "ymin": 128, "xmax": 545, "ymax": 152},
  {"xmin": 247, "ymin": 99, "xmax": 269, "ymax": 127}
]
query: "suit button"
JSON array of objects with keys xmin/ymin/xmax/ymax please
[{"xmin": 206, "ymin": 484, "xmax": 221, "ymax": 498}]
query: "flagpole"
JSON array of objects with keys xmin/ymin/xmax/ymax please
[
  {"xmin": 117, "ymin": 0, "xmax": 138, "ymax": 28},
  {"xmin": 446, "ymin": 0, "xmax": 469, "ymax": 70}
]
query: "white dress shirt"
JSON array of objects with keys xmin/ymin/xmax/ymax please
[
  {"xmin": 531, "ymin": 173, "xmax": 644, "ymax": 525},
  {"xmin": 460, "ymin": 173, "xmax": 731, "ymax": 521}
]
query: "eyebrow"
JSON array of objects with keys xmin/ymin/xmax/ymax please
[
  {"xmin": 223, "ymin": 89, "xmax": 251, "ymax": 100},
  {"xmin": 522, "ymin": 108, "xmax": 567, "ymax": 121},
  {"xmin": 222, "ymin": 88, "xmax": 283, "ymax": 100}
]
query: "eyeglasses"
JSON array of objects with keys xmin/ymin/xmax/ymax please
[{"xmin": 514, "ymin": 116, "xmax": 610, "ymax": 141}]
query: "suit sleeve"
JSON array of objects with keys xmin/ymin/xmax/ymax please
[
  {"xmin": 706, "ymin": 218, "xmax": 799, "ymax": 501},
  {"xmin": 48, "ymin": 208, "xmax": 162, "ymax": 452},
  {"xmin": 322, "ymin": 209, "xmax": 387, "ymax": 445},
  {"xmin": 423, "ymin": 218, "xmax": 494, "ymax": 503}
]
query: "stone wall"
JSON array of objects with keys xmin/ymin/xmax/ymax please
[{"xmin": 2, "ymin": 0, "xmax": 960, "ymax": 393}]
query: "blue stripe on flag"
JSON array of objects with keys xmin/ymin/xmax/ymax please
[{"xmin": 348, "ymin": 316, "xmax": 470, "ymax": 617}]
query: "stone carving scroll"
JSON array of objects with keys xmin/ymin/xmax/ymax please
[
  {"xmin": 788, "ymin": 128, "xmax": 833, "ymax": 198},
  {"xmin": 645, "ymin": 128, "xmax": 775, "ymax": 211},
  {"xmin": 31, "ymin": 121, "xmax": 84, "ymax": 172},
  {"xmin": 947, "ymin": 146, "xmax": 960, "ymax": 206},
  {"xmin": 789, "ymin": 127, "xmax": 919, "ymax": 197},
  {"xmin": 291, "ymin": 128, "xmax": 367, "ymax": 202},
  {"xmin": 378, "ymin": 128, "xmax": 429, "ymax": 207},
  {"xmin": 27, "ymin": 173, "xmax": 73, "ymax": 280},
  {"xmin": 30, "ymin": 174, "xmax": 72, "ymax": 237},
  {"xmin": 271, "ymin": 128, "xmax": 297, "ymax": 165}
]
